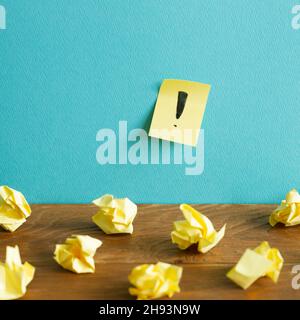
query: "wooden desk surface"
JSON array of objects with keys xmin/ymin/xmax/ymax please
[{"xmin": 0, "ymin": 204, "xmax": 299, "ymax": 300}]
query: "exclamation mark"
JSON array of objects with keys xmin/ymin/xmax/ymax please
[{"xmin": 174, "ymin": 91, "xmax": 188, "ymax": 127}]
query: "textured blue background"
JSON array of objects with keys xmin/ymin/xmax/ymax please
[{"xmin": 0, "ymin": 1, "xmax": 299, "ymax": 203}]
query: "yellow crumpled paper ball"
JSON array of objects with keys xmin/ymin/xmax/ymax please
[
  {"xmin": 128, "ymin": 262, "xmax": 183, "ymax": 300},
  {"xmin": 92, "ymin": 194, "xmax": 137, "ymax": 234},
  {"xmin": 0, "ymin": 245, "xmax": 35, "ymax": 300},
  {"xmin": 269, "ymin": 189, "xmax": 300, "ymax": 227},
  {"xmin": 0, "ymin": 185, "xmax": 31, "ymax": 232},
  {"xmin": 171, "ymin": 204, "xmax": 226, "ymax": 253},
  {"xmin": 54, "ymin": 235, "xmax": 102, "ymax": 274},
  {"xmin": 226, "ymin": 241, "xmax": 283, "ymax": 289}
]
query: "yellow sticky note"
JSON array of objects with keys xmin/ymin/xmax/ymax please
[
  {"xmin": 149, "ymin": 79, "xmax": 211, "ymax": 146},
  {"xmin": 226, "ymin": 241, "xmax": 283, "ymax": 289},
  {"xmin": 0, "ymin": 246, "xmax": 35, "ymax": 300},
  {"xmin": 128, "ymin": 262, "xmax": 183, "ymax": 300},
  {"xmin": 54, "ymin": 235, "xmax": 102, "ymax": 274},
  {"xmin": 269, "ymin": 189, "xmax": 300, "ymax": 227},
  {"xmin": 92, "ymin": 194, "xmax": 137, "ymax": 234},
  {"xmin": 171, "ymin": 204, "xmax": 226, "ymax": 253},
  {"xmin": 0, "ymin": 185, "xmax": 31, "ymax": 232}
]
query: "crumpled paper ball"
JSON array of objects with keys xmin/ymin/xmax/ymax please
[
  {"xmin": 226, "ymin": 241, "xmax": 284, "ymax": 289},
  {"xmin": 269, "ymin": 189, "xmax": 300, "ymax": 227},
  {"xmin": 128, "ymin": 262, "xmax": 183, "ymax": 300},
  {"xmin": 171, "ymin": 204, "xmax": 226, "ymax": 253},
  {"xmin": 54, "ymin": 235, "xmax": 102, "ymax": 274},
  {"xmin": 0, "ymin": 245, "xmax": 35, "ymax": 300},
  {"xmin": 92, "ymin": 194, "xmax": 137, "ymax": 234},
  {"xmin": 0, "ymin": 185, "xmax": 31, "ymax": 232}
]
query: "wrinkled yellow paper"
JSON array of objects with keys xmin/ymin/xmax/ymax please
[
  {"xmin": 269, "ymin": 189, "xmax": 300, "ymax": 227},
  {"xmin": 0, "ymin": 185, "xmax": 31, "ymax": 232},
  {"xmin": 226, "ymin": 241, "xmax": 283, "ymax": 289},
  {"xmin": 171, "ymin": 204, "xmax": 226, "ymax": 253},
  {"xmin": 149, "ymin": 79, "xmax": 211, "ymax": 146},
  {"xmin": 92, "ymin": 194, "xmax": 137, "ymax": 234},
  {"xmin": 0, "ymin": 246, "xmax": 35, "ymax": 300},
  {"xmin": 128, "ymin": 262, "xmax": 183, "ymax": 300},
  {"xmin": 54, "ymin": 235, "xmax": 102, "ymax": 274}
]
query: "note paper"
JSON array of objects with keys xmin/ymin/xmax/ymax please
[
  {"xmin": 0, "ymin": 246, "xmax": 35, "ymax": 300},
  {"xmin": 171, "ymin": 204, "xmax": 226, "ymax": 253},
  {"xmin": 0, "ymin": 185, "xmax": 31, "ymax": 232},
  {"xmin": 149, "ymin": 79, "xmax": 211, "ymax": 146},
  {"xmin": 54, "ymin": 235, "xmax": 102, "ymax": 274},
  {"xmin": 92, "ymin": 194, "xmax": 137, "ymax": 234},
  {"xmin": 269, "ymin": 189, "xmax": 300, "ymax": 227},
  {"xmin": 128, "ymin": 262, "xmax": 183, "ymax": 300},
  {"xmin": 227, "ymin": 241, "xmax": 283, "ymax": 289}
]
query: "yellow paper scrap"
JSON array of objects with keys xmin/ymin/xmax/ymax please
[
  {"xmin": 128, "ymin": 262, "xmax": 183, "ymax": 300},
  {"xmin": 92, "ymin": 194, "xmax": 137, "ymax": 234},
  {"xmin": 269, "ymin": 189, "xmax": 300, "ymax": 227},
  {"xmin": 226, "ymin": 241, "xmax": 283, "ymax": 289},
  {"xmin": 54, "ymin": 235, "xmax": 102, "ymax": 274},
  {"xmin": 0, "ymin": 185, "xmax": 31, "ymax": 232},
  {"xmin": 171, "ymin": 204, "xmax": 226, "ymax": 253},
  {"xmin": 0, "ymin": 246, "xmax": 35, "ymax": 300},
  {"xmin": 149, "ymin": 79, "xmax": 211, "ymax": 146}
]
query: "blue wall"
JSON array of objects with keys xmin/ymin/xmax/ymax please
[{"xmin": 0, "ymin": 1, "xmax": 299, "ymax": 203}]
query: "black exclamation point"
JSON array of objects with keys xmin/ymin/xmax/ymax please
[{"xmin": 174, "ymin": 91, "xmax": 188, "ymax": 127}]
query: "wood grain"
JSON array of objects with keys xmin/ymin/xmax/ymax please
[{"xmin": 0, "ymin": 204, "xmax": 300, "ymax": 300}]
